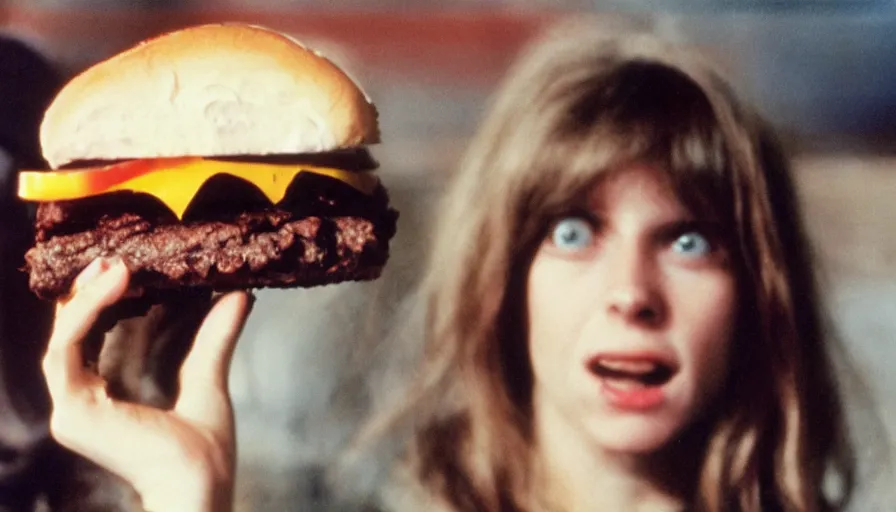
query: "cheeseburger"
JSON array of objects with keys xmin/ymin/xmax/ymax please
[{"xmin": 18, "ymin": 24, "xmax": 398, "ymax": 300}]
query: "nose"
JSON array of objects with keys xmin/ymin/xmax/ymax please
[{"xmin": 603, "ymin": 244, "xmax": 665, "ymax": 327}]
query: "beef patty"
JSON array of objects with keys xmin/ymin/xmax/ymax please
[{"xmin": 24, "ymin": 171, "xmax": 398, "ymax": 301}]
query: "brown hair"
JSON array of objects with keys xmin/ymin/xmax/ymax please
[{"xmin": 373, "ymin": 20, "xmax": 855, "ymax": 512}]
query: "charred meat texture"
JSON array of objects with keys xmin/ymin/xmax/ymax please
[
  {"xmin": 25, "ymin": 171, "xmax": 398, "ymax": 300},
  {"xmin": 26, "ymin": 214, "xmax": 393, "ymax": 300}
]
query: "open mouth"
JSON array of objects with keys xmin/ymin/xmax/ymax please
[{"xmin": 588, "ymin": 357, "xmax": 676, "ymax": 388}]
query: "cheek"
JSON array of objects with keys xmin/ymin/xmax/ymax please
[
  {"xmin": 526, "ymin": 258, "xmax": 556, "ymax": 359},
  {"xmin": 672, "ymin": 273, "xmax": 738, "ymax": 394},
  {"xmin": 526, "ymin": 255, "xmax": 584, "ymax": 375}
]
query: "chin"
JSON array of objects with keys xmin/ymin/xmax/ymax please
[{"xmin": 588, "ymin": 418, "xmax": 684, "ymax": 455}]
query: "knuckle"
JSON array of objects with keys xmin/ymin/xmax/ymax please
[
  {"xmin": 71, "ymin": 284, "xmax": 104, "ymax": 309},
  {"xmin": 65, "ymin": 276, "xmax": 109, "ymax": 312},
  {"xmin": 48, "ymin": 387, "xmax": 102, "ymax": 444},
  {"xmin": 41, "ymin": 347, "xmax": 65, "ymax": 381},
  {"xmin": 48, "ymin": 404, "xmax": 80, "ymax": 446}
]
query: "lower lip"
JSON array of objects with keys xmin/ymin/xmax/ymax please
[{"xmin": 599, "ymin": 379, "xmax": 666, "ymax": 411}]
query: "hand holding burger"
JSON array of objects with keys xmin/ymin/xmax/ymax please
[
  {"xmin": 22, "ymin": 23, "xmax": 398, "ymax": 510},
  {"xmin": 44, "ymin": 257, "xmax": 247, "ymax": 512}
]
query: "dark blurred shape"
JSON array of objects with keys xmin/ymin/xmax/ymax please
[
  {"xmin": 0, "ymin": 36, "xmax": 58, "ymax": 169},
  {"xmin": 0, "ymin": 36, "xmax": 53, "ymax": 512},
  {"xmin": 0, "ymin": 35, "xmax": 127, "ymax": 512},
  {"xmin": 0, "ymin": 34, "xmax": 59, "ymax": 511}
]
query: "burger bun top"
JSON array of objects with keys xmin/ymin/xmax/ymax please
[{"xmin": 40, "ymin": 23, "xmax": 380, "ymax": 169}]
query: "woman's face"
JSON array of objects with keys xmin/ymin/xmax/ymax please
[{"xmin": 526, "ymin": 163, "xmax": 736, "ymax": 455}]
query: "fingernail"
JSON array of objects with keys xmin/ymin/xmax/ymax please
[
  {"xmin": 107, "ymin": 255, "xmax": 126, "ymax": 271},
  {"xmin": 74, "ymin": 257, "xmax": 110, "ymax": 289},
  {"xmin": 75, "ymin": 256, "xmax": 124, "ymax": 291},
  {"xmin": 98, "ymin": 257, "xmax": 127, "ymax": 281}
]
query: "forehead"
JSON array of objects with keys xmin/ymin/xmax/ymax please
[{"xmin": 583, "ymin": 163, "xmax": 692, "ymax": 217}]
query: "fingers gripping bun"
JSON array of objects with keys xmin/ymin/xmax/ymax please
[{"xmin": 40, "ymin": 24, "xmax": 380, "ymax": 169}]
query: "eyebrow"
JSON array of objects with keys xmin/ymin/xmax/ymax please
[
  {"xmin": 650, "ymin": 217, "xmax": 725, "ymax": 244},
  {"xmin": 654, "ymin": 217, "xmax": 698, "ymax": 234}
]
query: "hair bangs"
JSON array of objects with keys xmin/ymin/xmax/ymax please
[{"xmin": 515, "ymin": 59, "xmax": 737, "ymax": 251}]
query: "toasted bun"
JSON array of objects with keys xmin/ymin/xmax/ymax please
[{"xmin": 40, "ymin": 23, "xmax": 379, "ymax": 169}]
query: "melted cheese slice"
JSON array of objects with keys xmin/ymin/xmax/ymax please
[{"xmin": 18, "ymin": 158, "xmax": 379, "ymax": 219}]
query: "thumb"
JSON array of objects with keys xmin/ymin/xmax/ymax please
[{"xmin": 174, "ymin": 291, "xmax": 253, "ymax": 432}]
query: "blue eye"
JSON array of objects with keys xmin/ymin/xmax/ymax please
[
  {"xmin": 672, "ymin": 232, "xmax": 711, "ymax": 257},
  {"xmin": 550, "ymin": 218, "xmax": 594, "ymax": 251}
]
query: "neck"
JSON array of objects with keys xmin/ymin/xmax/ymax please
[{"xmin": 532, "ymin": 398, "xmax": 706, "ymax": 512}]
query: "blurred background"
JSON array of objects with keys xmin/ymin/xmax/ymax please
[{"xmin": 2, "ymin": 1, "xmax": 895, "ymax": 511}]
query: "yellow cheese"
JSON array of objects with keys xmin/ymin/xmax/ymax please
[{"xmin": 19, "ymin": 158, "xmax": 379, "ymax": 220}]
